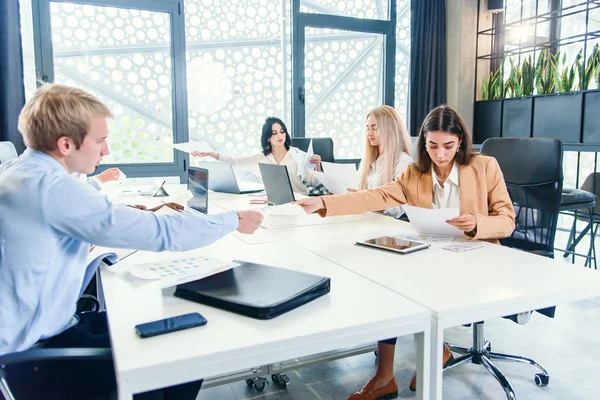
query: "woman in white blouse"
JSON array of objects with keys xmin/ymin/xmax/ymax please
[
  {"xmin": 353, "ymin": 105, "xmax": 413, "ymax": 217},
  {"xmin": 192, "ymin": 117, "xmax": 321, "ymax": 195}
]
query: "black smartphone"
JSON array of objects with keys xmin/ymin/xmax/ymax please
[{"xmin": 135, "ymin": 312, "xmax": 207, "ymax": 338}]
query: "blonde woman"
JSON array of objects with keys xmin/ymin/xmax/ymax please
[{"xmin": 354, "ymin": 105, "xmax": 413, "ymax": 218}]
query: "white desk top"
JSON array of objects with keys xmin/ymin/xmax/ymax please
[
  {"xmin": 101, "ymin": 231, "xmax": 430, "ymax": 395},
  {"xmin": 208, "ymin": 191, "xmax": 384, "ymax": 228},
  {"xmin": 272, "ymin": 217, "xmax": 600, "ymax": 326}
]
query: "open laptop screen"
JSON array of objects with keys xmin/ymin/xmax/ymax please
[{"xmin": 187, "ymin": 167, "xmax": 208, "ymax": 214}]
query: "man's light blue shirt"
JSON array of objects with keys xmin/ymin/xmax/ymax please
[{"xmin": 0, "ymin": 149, "xmax": 239, "ymax": 354}]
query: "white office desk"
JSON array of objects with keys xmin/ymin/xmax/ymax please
[
  {"xmin": 100, "ymin": 232, "xmax": 431, "ymax": 399},
  {"xmin": 208, "ymin": 191, "xmax": 385, "ymax": 228},
  {"xmin": 270, "ymin": 218, "xmax": 600, "ymax": 399}
]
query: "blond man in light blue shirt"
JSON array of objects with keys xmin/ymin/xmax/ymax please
[{"xmin": 0, "ymin": 83, "xmax": 263, "ymax": 399}]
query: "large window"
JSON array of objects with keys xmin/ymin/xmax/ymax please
[
  {"xmin": 20, "ymin": 0, "xmax": 410, "ymax": 174},
  {"xmin": 184, "ymin": 0, "xmax": 290, "ymax": 157},
  {"xmin": 293, "ymin": 0, "xmax": 409, "ymax": 159}
]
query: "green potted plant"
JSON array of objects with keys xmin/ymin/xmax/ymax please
[
  {"xmin": 474, "ymin": 67, "xmax": 504, "ymax": 143},
  {"xmin": 533, "ymin": 49, "xmax": 585, "ymax": 144},
  {"xmin": 502, "ymin": 56, "xmax": 534, "ymax": 139}
]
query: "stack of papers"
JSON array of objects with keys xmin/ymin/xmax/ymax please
[
  {"xmin": 310, "ymin": 161, "xmax": 358, "ymax": 194},
  {"xmin": 127, "ymin": 256, "xmax": 239, "ymax": 288}
]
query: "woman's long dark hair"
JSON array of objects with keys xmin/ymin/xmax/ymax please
[
  {"xmin": 261, "ymin": 117, "xmax": 291, "ymax": 156},
  {"xmin": 415, "ymin": 105, "xmax": 475, "ymax": 173}
]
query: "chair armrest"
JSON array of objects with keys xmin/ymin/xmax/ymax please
[{"xmin": 0, "ymin": 348, "xmax": 112, "ymax": 366}]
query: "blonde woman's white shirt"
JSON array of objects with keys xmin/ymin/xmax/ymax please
[
  {"xmin": 431, "ymin": 161, "xmax": 460, "ymax": 209},
  {"xmin": 218, "ymin": 147, "xmax": 310, "ymax": 195},
  {"xmin": 365, "ymin": 152, "xmax": 413, "ymax": 218}
]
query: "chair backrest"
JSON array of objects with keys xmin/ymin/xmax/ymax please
[
  {"xmin": 410, "ymin": 136, "xmax": 419, "ymax": 157},
  {"xmin": 290, "ymin": 138, "xmax": 335, "ymax": 163},
  {"xmin": 481, "ymin": 137, "xmax": 563, "ymax": 256},
  {"xmin": 580, "ymin": 172, "xmax": 600, "ymax": 214},
  {"xmin": 0, "ymin": 141, "xmax": 18, "ymax": 164}
]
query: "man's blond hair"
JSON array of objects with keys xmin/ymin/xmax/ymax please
[{"xmin": 18, "ymin": 83, "xmax": 112, "ymax": 152}]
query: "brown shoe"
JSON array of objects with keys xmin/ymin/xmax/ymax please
[
  {"xmin": 347, "ymin": 377, "xmax": 398, "ymax": 400},
  {"xmin": 409, "ymin": 344, "xmax": 454, "ymax": 391}
]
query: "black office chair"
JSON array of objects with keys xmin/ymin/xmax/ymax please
[
  {"xmin": 1, "ymin": 295, "xmax": 107, "ymax": 399},
  {"xmin": 0, "ymin": 348, "xmax": 112, "ymax": 400},
  {"xmin": 290, "ymin": 137, "xmax": 335, "ymax": 163},
  {"xmin": 561, "ymin": 172, "xmax": 598, "ymax": 269},
  {"xmin": 444, "ymin": 138, "xmax": 562, "ymax": 400}
]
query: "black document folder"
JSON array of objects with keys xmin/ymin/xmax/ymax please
[{"xmin": 174, "ymin": 261, "xmax": 331, "ymax": 319}]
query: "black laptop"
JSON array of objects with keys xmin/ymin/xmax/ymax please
[
  {"xmin": 187, "ymin": 166, "xmax": 209, "ymax": 214},
  {"xmin": 258, "ymin": 163, "xmax": 295, "ymax": 205}
]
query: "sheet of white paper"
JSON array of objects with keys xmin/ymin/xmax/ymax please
[
  {"xmin": 311, "ymin": 161, "xmax": 358, "ymax": 194},
  {"xmin": 303, "ymin": 139, "xmax": 316, "ymax": 175},
  {"xmin": 172, "ymin": 141, "xmax": 214, "ymax": 154},
  {"xmin": 233, "ymin": 228, "xmax": 277, "ymax": 244},
  {"xmin": 261, "ymin": 203, "xmax": 305, "ymax": 216},
  {"xmin": 290, "ymin": 147, "xmax": 307, "ymax": 176},
  {"xmin": 81, "ymin": 246, "xmax": 137, "ymax": 296},
  {"xmin": 127, "ymin": 256, "xmax": 238, "ymax": 288},
  {"xmin": 402, "ymin": 205, "xmax": 463, "ymax": 236}
]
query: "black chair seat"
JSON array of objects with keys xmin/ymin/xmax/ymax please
[{"xmin": 560, "ymin": 188, "xmax": 596, "ymax": 210}]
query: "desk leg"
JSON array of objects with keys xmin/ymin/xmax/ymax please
[
  {"xmin": 117, "ymin": 385, "xmax": 134, "ymax": 400},
  {"xmin": 429, "ymin": 318, "xmax": 444, "ymax": 400},
  {"xmin": 414, "ymin": 328, "xmax": 430, "ymax": 400}
]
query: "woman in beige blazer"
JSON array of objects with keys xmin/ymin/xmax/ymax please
[{"xmin": 298, "ymin": 105, "xmax": 515, "ymax": 400}]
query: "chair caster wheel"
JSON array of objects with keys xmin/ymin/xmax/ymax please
[
  {"xmin": 245, "ymin": 379, "xmax": 254, "ymax": 387},
  {"xmin": 272, "ymin": 373, "xmax": 290, "ymax": 388},
  {"xmin": 374, "ymin": 350, "xmax": 378, "ymax": 358},
  {"xmin": 253, "ymin": 377, "xmax": 267, "ymax": 392},
  {"xmin": 534, "ymin": 373, "xmax": 549, "ymax": 387}
]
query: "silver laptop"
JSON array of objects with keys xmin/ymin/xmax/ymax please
[{"xmin": 196, "ymin": 161, "xmax": 264, "ymax": 194}]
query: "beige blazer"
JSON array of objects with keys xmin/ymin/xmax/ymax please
[{"xmin": 320, "ymin": 155, "xmax": 516, "ymax": 243}]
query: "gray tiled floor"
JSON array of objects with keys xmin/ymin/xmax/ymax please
[{"xmin": 198, "ymin": 280, "xmax": 600, "ymax": 399}]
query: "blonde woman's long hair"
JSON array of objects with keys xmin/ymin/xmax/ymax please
[{"xmin": 357, "ymin": 105, "xmax": 412, "ymax": 190}]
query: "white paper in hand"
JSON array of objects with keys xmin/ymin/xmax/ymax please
[
  {"xmin": 311, "ymin": 161, "xmax": 358, "ymax": 194},
  {"xmin": 303, "ymin": 139, "xmax": 317, "ymax": 175},
  {"xmin": 290, "ymin": 147, "xmax": 307, "ymax": 176},
  {"xmin": 172, "ymin": 141, "xmax": 214, "ymax": 154},
  {"xmin": 403, "ymin": 205, "xmax": 463, "ymax": 236}
]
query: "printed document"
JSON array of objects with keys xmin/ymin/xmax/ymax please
[
  {"xmin": 128, "ymin": 256, "xmax": 239, "ymax": 288},
  {"xmin": 403, "ymin": 205, "xmax": 464, "ymax": 236}
]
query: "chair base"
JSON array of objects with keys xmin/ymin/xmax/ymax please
[
  {"xmin": 1, "ymin": 368, "xmax": 16, "ymax": 400},
  {"xmin": 445, "ymin": 323, "xmax": 549, "ymax": 400}
]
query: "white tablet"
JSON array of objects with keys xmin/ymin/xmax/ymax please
[{"xmin": 356, "ymin": 236, "xmax": 431, "ymax": 254}]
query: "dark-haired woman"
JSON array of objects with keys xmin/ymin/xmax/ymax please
[
  {"xmin": 192, "ymin": 117, "xmax": 320, "ymax": 195},
  {"xmin": 296, "ymin": 105, "xmax": 516, "ymax": 399}
]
